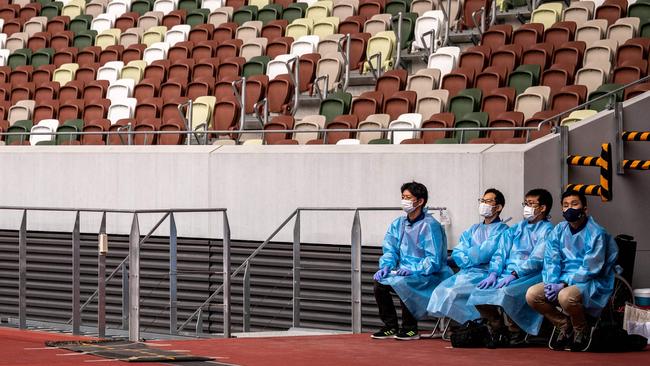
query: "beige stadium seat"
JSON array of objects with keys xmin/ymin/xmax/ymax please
[
  {"xmin": 575, "ymin": 19, "xmax": 608, "ymax": 44},
  {"xmin": 416, "ymin": 89, "xmax": 450, "ymax": 119},
  {"xmin": 576, "ymin": 66, "xmax": 608, "ymax": 95},
  {"xmin": 191, "ymin": 96, "xmax": 217, "ymax": 130},
  {"xmin": 358, "ymin": 113, "xmax": 390, "ymax": 143}
]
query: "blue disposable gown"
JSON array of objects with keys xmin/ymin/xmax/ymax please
[
  {"xmin": 543, "ymin": 217, "xmax": 618, "ymax": 317},
  {"xmin": 427, "ymin": 220, "xmax": 509, "ymax": 323},
  {"xmin": 467, "ymin": 219, "xmax": 554, "ymax": 335},
  {"xmin": 378, "ymin": 210, "xmax": 453, "ymax": 320}
]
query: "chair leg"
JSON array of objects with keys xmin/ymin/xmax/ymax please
[
  {"xmin": 441, "ymin": 318, "xmax": 453, "ymax": 341},
  {"xmin": 421, "ymin": 317, "xmax": 443, "ymax": 339}
]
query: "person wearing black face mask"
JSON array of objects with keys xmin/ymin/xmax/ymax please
[{"xmin": 526, "ymin": 191, "xmax": 619, "ymax": 352}]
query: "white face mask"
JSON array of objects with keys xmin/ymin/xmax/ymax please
[
  {"xmin": 401, "ymin": 199, "xmax": 416, "ymax": 213},
  {"xmin": 479, "ymin": 203, "xmax": 494, "ymax": 218},
  {"xmin": 523, "ymin": 206, "xmax": 537, "ymax": 221}
]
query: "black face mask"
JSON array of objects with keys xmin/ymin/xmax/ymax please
[{"xmin": 562, "ymin": 208, "xmax": 584, "ymax": 223}]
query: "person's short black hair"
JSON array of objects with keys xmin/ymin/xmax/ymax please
[
  {"xmin": 526, "ymin": 188, "xmax": 553, "ymax": 217},
  {"xmin": 561, "ymin": 190, "xmax": 587, "ymax": 207},
  {"xmin": 401, "ymin": 181, "xmax": 428, "ymax": 206},
  {"xmin": 484, "ymin": 188, "xmax": 505, "ymax": 207}
]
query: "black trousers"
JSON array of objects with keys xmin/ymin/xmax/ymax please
[{"xmin": 373, "ymin": 280, "xmax": 418, "ymax": 330}]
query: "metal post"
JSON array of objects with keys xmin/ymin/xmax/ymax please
[
  {"xmin": 292, "ymin": 59, "xmax": 301, "ymax": 115},
  {"xmin": 187, "ymin": 100, "xmax": 193, "ymax": 146},
  {"xmin": 72, "ymin": 211, "xmax": 81, "ymax": 335},
  {"xmin": 238, "ymin": 77, "xmax": 247, "ymax": 144},
  {"xmin": 350, "ymin": 210, "xmax": 362, "ymax": 334},
  {"xmin": 126, "ymin": 123, "xmax": 133, "ymax": 146},
  {"xmin": 559, "ymin": 125, "xmax": 570, "ymax": 192},
  {"xmin": 342, "ymin": 33, "xmax": 351, "ymax": 91},
  {"xmin": 98, "ymin": 212, "xmax": 107, "ymax": 338},
  {"xmin": 128, "ymin": 213, "xmax": 140, "ymax": 342},
  {"xmin": 292, "ymin": 210, "xmax": 301, "ymax": 328},
  {"xmin": 243, "ymin": 261, "xmax": 251, "ymax": 333},
  {"xmin": 121, "ymin": 262, "xmax": 128, "ymax": 330},
  {"xmin": 196, "ymin": 308, "xmax": 203, "ymax": 336},
  {"xmin": 615, "ymin": 101, "xmax": 625, "ymax": 175},
  {"xmin": 169, "ymin": 213, "xmax": 178, "ymax": 335},
  {"xmin": 18, "ymin": 210, "xmax": 27, "ymax": 330},
  {"xmin": 445, "ymin": 0, "xmax": 451, "ymax": 46},
  {"xmin": 222, "ymin": 212, "xmax": 231, "ymax": 338},
  {"xmin": 395, "ymin": 12, "xmax": 403, "ymax": 70}
]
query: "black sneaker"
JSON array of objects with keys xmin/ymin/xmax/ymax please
[
  {"xmin": 548, "ymin": 326, "xmax": 573, "ymax": 351},
  {"xmin": 395, "ymin": 328, "xmax": 420, "ymax": 340},
  {"xmin": 371, "ymin": 327, "xmax": 397, "ymax": 339},
  {"xmin": 570, "ymin": 326, "xmax": 594, "ymax": 352}
]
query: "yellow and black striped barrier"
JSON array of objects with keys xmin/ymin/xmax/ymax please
[
  {"xmin": 566, "ymin": 143, "xmax": 612, "ymax": 201},
  {"xmin": 622, "ymin": 131, "xmax": 650, "ymax": 141},
  {"xmin": 622, "ymin": 160, "xmax": 650, "ymax": 170}
]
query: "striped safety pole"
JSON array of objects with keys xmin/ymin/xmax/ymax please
[
  {"xmin": 565, "ymin": 143, "xmax": 613, "ymax": 202},
  {"xmin": 622, "ymin": 131, "xmax": 650, "ymax": 141}
]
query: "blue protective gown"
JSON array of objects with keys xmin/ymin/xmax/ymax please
[
  {"xmin": 427, "ymin": 219, "xmax": 509, "ymax": 323},
  {"xmin": 467, "ymin": 219, "xmax": 554, "ymax": 335},
  {"xmin": 378, "ymin": 209, "xmax": 453, "ymax": 320},
  {"xmin": 543, "ymin": 216, "xmax": 618, "ymax": 317}
]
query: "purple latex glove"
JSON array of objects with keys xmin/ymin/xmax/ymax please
[
  {"xmin": 396, "ymin": 268, "xmax": 412, "ymax": 276},
  {"xmin": 544, "ymin": 283, "xmax": 565, "ymax": 302},
  {"xmin": 477, "ymin": 272, "xmax": 498, "ymax": 289},
  {"xmin": 496, "ymin": 274, "xmax": 517, "ymax": 289},
  {"xmin": 373, "ymin": 267, "xmax": 390, "ymax": 281}
]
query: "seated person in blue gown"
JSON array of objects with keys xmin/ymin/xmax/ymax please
[
  {"xmin": 427, "ymin": 188, "xmax": 509, "ymax": 325},
  {"xmin": 467, "ymin": 188, "xmax": 554, "ymax": 347},
  {"xmin": 526, "ymin": 190, "xmax": 618, "ymax": 352},
  {"xmin": 371, "ymin": 181, "xmax": 453, "ymax": 341}
]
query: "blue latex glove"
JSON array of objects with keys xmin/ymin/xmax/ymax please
[
  {"xmin": 544, "ymin": 283, "xmax": 565, "ymax": 302},
  {"xmin": 477, "ymin": 272, "xmax": 498, "ymax": 289},
  {"xmin": 373, "ymin": 267, "xmax": 390, "ymax": 281},
  {"xmin": 396, "ymin": 268, "xmax": 412, "ymax": 276},
  {"xmin": 496, "ymin": 274, "xmax": 517, "ymax": 289}
]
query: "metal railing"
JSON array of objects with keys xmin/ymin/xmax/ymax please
[
  {"xmin": 0, "ymin": 206, "xmax": 231, "ymax": 341},
  {"xmin": 0, "ymin": 125, "xmax": 546, "ymax": 145},
  {"xmin": 234, "ymin": 207, "xmax": 447, "ymax": 333}
]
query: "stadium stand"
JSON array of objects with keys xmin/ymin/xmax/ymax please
[{"xmin": 0, "ymin": 0, "xmax": 648, "ymax": 145}]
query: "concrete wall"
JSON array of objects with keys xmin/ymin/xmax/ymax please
[{"xmin": 0, "ymin": 144, "xmax": 525, "ymax": 251}]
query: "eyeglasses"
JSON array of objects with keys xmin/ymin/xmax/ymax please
[
  {"xmin": 478, "ymin": 198, "xmax": 496, "ymax": 204},
  {"xmin": 521, "ymin": 201, "xmax": 540, "ymax": 208}
]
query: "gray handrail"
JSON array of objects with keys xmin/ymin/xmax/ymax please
[
  {"xmin": 237, "ymin": 206, "xmax": 447, "ymax": 334},
  {"xmin": 1, "ymin": 206, "xmax": 231, "ymax": 341},
  {"xmin": 338, "ymin": 33, "xmax": 352, "ymax": 91},
  {"xmin": 392, "ymin": 12, "xmax": 403, "ymax": 70},
  {"xmin": 177, "ymin": 209, "xmax": 299, "ymax": 334},
  {"xmin": 366, "ymin": 52, "xmax": 383, "ymax": 81}
]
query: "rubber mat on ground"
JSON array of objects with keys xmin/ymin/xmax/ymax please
[{"xmin": 44, "ymin": 339, "xmax": 215, "ymax": 363}]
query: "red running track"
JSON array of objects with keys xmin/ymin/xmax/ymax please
[{"xmin": 1, "ymin": 327, "xmax": 648, "ymax": 366}]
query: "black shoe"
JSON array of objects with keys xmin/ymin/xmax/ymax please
[
  {"xmin": 570, "ymin": 326, "xmax": 594, "ymax": 352},
  {"xmin": 486, "ymin": 328, "xmax": 510, "ymax": 349},
  {"xmin": 371, "ymin": 327, "xmax": 397, "ymax": 339},
  {"xmin": 548, "ymin": 326, "xmax": 573, "ymax": 351},
  {"xmin": 395, "ymin": 328, "xmax": 420, "ymax": 340}
]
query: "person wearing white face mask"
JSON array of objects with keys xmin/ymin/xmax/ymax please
[
  {"xmin": 467, "ymin": 188, "xmax": 554, "ymax": 348},
  {"xmin": 427, "ymin": 189, "xmax": 510, "ymax": 325},
  {"xmin": 371, "ymin": 181, "xmax": 453, "ymax": 341}
]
